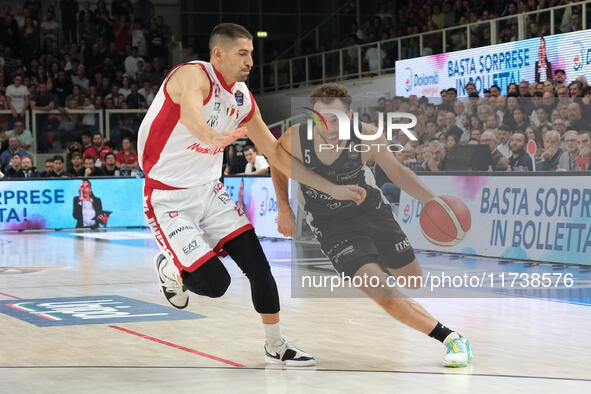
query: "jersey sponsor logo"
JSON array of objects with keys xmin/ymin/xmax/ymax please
[
  {"xmin": 394, "ymin": 238, "xmax": 411, "ymax": 253},
  {"xmin": 182, "ymin": 240, "xmax": 199, "ymax": 255},
  {"xmin": 218, "ymin": 191, "xmax": 232, "ymax": 204},
  {"xmin": 213, "ymin": 182, "xmax": 224, "ymax": 194},
  {"xmin": 207, "ymin": 114, "xmax": 219, "ymax": 127},
  {"xmin": 186, "ymin": 143, "xmax": 225, "ymax": 155},
  {"xmin": 168, "ymin": 225, "xmax": 195, "ymax": 239},
  {"xmin": 235, "ymin": 90, "xmax": 244, "ymax": 106},
  {"xmin": 234, "ymin": 205, "xmax": 245, "ymax": 216}
]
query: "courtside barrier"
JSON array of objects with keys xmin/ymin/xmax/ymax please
[{"xmin": 399, "ymin": 172, "xmax": 591, "ymax": 265}]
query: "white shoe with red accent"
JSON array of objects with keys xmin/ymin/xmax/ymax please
[{"xmin": 154, "ymin": 253, "xmax": 189, "ymax": 309}]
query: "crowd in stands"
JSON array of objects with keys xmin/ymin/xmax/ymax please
[
  {"xmin": 341, "ymin": 0, "xmax": 583, "ymax": 54},
  {"xmin": 365, "ymin": 73, "xmax": 591, "ymax": 177},
  {"xmin": 0, "ymin": 0, "xmax": 170, "ymax": 179}
]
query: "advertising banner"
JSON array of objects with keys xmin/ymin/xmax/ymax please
[
  {"xmin": 223, "ymin": 176, "xmax": 290, "ymax": 239},
  {"xmin": 399, "ymin": 175, "xmax": 591, "ymax": 266},
  {"xmin": 395, "ymin": 29, "xmax": 591, "ymax": 96},
  {"xmin": 0, "ymin": 178, "xmax": 145, "ymax": 231}
]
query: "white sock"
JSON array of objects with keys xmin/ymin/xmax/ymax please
[{"xmin": 264, "ymin": 323, "xmax": 283, "ymax": 348}]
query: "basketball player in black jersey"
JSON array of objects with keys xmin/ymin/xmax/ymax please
[{"xmin": 271, "ymin": 83, "xmax": 472, "ymax": 367}]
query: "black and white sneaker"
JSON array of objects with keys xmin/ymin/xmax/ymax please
[
  {"xmin": 264, "ymin": 339, "xmax": 316, "ymax": 367},
  {"xmin": 154, "ymin": 253, "xmax": 189, "ymax": 309}
]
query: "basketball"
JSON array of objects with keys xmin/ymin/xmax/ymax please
[{"xmin": 420, "ymin": 196, "xmax": 471, "ymax": 247}]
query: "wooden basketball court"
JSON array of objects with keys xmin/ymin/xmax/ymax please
[{"xmin": 0, "ymin": 230, "xmax": 590, "ymax": 393}]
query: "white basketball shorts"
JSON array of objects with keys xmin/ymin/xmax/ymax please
[{"xmin": 143, "ymin": 180, "xmax": 253, "ymax": 272}]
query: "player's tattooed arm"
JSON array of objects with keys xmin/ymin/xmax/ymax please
[
  {"xmin": 362, "ymin": 123, "xmax": 435, "ymax": 204},
  {"xmin": 244, "ymin": 112, "xmax": 366, "ymax": 206},
  {"xmin": 168, "ymin": 65, "xmax": 248, "ymax": 148}
]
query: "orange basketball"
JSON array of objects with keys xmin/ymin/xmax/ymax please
[{"xmin": 419, "ymin": 195, "xmax": 471, "ymax": 247}]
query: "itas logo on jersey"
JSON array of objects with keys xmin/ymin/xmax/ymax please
[{"xmin": 186, "ymin": 143, "xmax": 225, "ymax": 155}]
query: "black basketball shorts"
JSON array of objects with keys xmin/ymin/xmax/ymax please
[{"xmin": 307, "ymin": 201, "xmax": 416, "ymax": 277}]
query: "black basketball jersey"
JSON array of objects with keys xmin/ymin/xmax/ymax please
[{"xmin": 298, "ymin": 124, "xmax": 385, "ymax": 222}]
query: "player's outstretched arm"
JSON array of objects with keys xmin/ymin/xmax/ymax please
[
  {"xmin": 244, "ymin": 113, "xmax": 366, "ymax": 205},
  {"xmin": 364, "ymin": 124, "xmax": 435, "ymax": 204},
  {"xmin": 168, "ymin": 65, "xmax": 248, "ymax": 148},
  {"xmin": 271, "ymin": 128, "xmax": 295, "ymax": 237}
]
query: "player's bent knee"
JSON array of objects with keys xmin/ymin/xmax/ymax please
[{"xmin": 182, "ymin": 256, "xmax": 231, "ymax": 298}]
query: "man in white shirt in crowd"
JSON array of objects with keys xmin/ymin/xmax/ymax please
[
  {"xmin": 5, "ymin": 74, "xmax": 29, "ymax": 125},
  {"xmin": 241, "ymin": 145, "xmax": 269, "ymax": 175},
  {"xmin": 124, "ymin": 46, "xmax": 144, "ymax": 79}
]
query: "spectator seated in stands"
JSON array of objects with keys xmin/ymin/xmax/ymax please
[
  {"xmin": 508, "ymin": 132, "xmax": 533, "ymax": 171},
  {"xmin": 421, "ymin": 140, "xmax": 446, "ymax": 172},
  {"xmin": 115, "ymin": 137, "xmax": 139, "ymax": 168},
  {"xmin": 538, "ymin": 130, "xmax": 563, "ymax": 171},
  {"xmin": 1, "ymin": 121, "xmax": 32, "ymax": 151},
  {"xmin": 238, "ymin": 145, "xmax": 269, "ymax": 175},
  {"xmin": 83, "ymin": 155, "xmax": 106, "ymax": 177},
  {"xmin": 40, "ymin": 158, "xmax": 54, "ymax": 177},
  {"xmin": 103, "ymin": 152, "xmax": 119, "ymax": 176},
  {"xmin": 48, "ymin": 155, "xmax": 68, "ymax": 177},
  {"xmin": 559, "ymin": 131, "xmax": 580, "ymax": 171},
  {"xmin": 84, "ymin": 132, "xmax": 113, "ymax": 166},
  {"xmin": 20, "ymin": 156, "xmax": 39, "ymax": 178},
  {"xmin": 68, "ymin": 151, "xmax": 86, "ymax": 177},
  {"xmin": 480, "ymin": 130, "xmax": 504, "ymax": 170},
  {"xmin": 5, "ymin": 74, "xmax": 30, "ymax": 125},
  {"xmin": 5, "ymin": 154, "xmax": 24, "ymax": 178},
  {"xmin": 1, "ymin": 137, "xmax": 30, "ymax": 168},
  {"xmin": 576, "ymin": 131, "xmax": 591, "ymax": 170}
]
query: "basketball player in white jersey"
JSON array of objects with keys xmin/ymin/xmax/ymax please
[
  {"xmin": 138, "ymin": 23, "xmax": 365, "ymax": 366},
  {"xmin": 272, "ymin": 83, "xmax": 472, "ymax": 367}
]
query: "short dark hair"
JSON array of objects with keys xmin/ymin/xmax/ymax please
[
  {"xmin": 310, "ymin": 83, "xmax": 352, "ymax": 109},
  {"xmin": 11, "ymin": 153, "xmax": 20, "ymax": 159},
  {"xmin": 45, "ymin": 158, "xmax": 53, "ymax": 164},
  {"xmin": 512, "ymin": 131, "xmax": 528, "ymax": 142},
  {"xmin": 209, "ymin": 23, "xmax": 253, "ymax": 51},
  {"xmin": 53, "ymin": 155, "xmax": 64, "ymax": 163},
  {"xmin": 83, "ymin": 155, "xmax": 95, "ymax": 162},
  {"xmin": 244, "ymin": 144, "xmax": 256, "ymax": 152},
  {"xmin": 554, "ymin": 69, "xmax": 565, "ymax": 75},
  {"xmin": 71, "ymin": 151, "xmax": 82, "ymax": 159},
  {"xmin": 490, "ymin": 84, "xmax": 500, "ymax": 91},
  {"xmin": 104, "ymin": 152, "xmax": 116, "ymax": 160},
  {"xmin": 447, "ymin": 87, "xmax": 457, "ymax": 93}
]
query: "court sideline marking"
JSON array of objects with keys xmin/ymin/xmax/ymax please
[
  {"xmin": 0, "ymin": 290, "xmax": 244, "ymax": 368},
  {"xmin": 0, "ymin": 365, "xmax": 589, "ymax": 383}
]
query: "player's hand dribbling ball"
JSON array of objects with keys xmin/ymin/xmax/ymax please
[{"xmin": 420, "ymin": 195, "xmax": 471, "ymax": 247}]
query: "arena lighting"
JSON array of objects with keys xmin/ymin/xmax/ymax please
[{"xmin": 257, "ymin": 31, "xmax": 268, "ymax": 38}]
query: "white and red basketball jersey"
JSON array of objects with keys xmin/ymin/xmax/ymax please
[{"xmin": 138, "ymin": 61, "xmax": 256, "ymax": 189}]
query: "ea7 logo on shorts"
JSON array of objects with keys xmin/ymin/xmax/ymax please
[
  {"xmin": 183, "ymin": 240, "xmax": 199, "ymax": 255},
  {"xmin": 168, "ymin": 225, "xmax": 195, "ymax": 239},
  {"xmin": 169, "ymin": 211, "xmax": 179, "ymax": 218}
]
